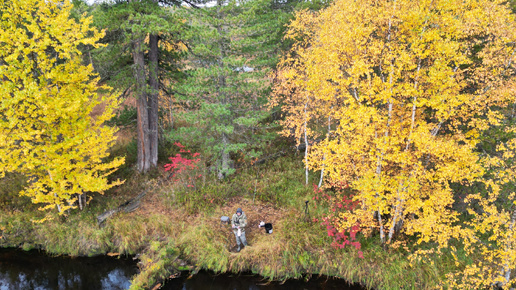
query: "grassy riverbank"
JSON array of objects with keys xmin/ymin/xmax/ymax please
[{"xmin": 0, "ymin": 144, "xmax": 453, "ymax": 290}]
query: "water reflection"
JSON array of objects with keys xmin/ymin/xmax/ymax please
[
  {"xmin": 162, "ymin": 270, "xmax": 366, "ymax": 290},
  {"xmin": 0, "ymin": 248, "xmax": 137, "ymax": 290}
]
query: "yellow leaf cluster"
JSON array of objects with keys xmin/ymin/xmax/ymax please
[{"xmin": 0, "ymin": 0, "xmax": 124, "ymax": 218}]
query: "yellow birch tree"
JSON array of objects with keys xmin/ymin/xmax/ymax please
[
  {"xmin": 272, "ymin": 1, "xmax": 516, "ymax": 284},
  {"xmin": 0, "ymin": 0, "xmax": 124, "ymax": 218},
  {"xmin": 271, "ymin": 0, "xmax": 516, "ymax": 288}
]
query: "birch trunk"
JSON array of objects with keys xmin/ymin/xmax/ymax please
[
  {"xmin": 318, "ymin": 114, "xmax": 331, "ymax": 188},
  {"xmin": 78, "ymin": 193, "xmax": 83, "ymax": 210},
  {"xmin": 388, "ymin": 58, "xmax": 420, "ymax": 243},
  {"xmin": 376, "ymin": 0, "xmax": 396, "ymax": 244},
  {"xmin": 304, "ymin": 101, "xmax": 309, "ymax": 185},
  {"xmin": 498, "ymin": 209, "xmax": 516, "ymax": 288},
  {"xmin": 48, "ymin": 169, "xmax": 61, "ymax": 213}
]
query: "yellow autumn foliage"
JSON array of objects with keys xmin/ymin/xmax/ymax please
[
  {"xmin": 0, "ymin": 0, "xmax": 124, "ymax": 218},
  {"xmin": 272, "ymin": 0, "xmax": 516, "ymax": 287}
]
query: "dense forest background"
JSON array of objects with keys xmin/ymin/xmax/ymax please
[{"xmin": 1, "ymin": 0, "xmax": 516, "ymax": 289}]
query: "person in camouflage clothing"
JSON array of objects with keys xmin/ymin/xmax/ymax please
[{"xmin": 231, "ymin": 207, "xmax": 248, "ymax": 252}]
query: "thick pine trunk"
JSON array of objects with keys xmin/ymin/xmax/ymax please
[
  {"xmin": 148, "ymin": 34, "xmax": 159, "ymax": 168},
  {"xmin": 133, "ymin": 38, "xmax": 151, "ymax": 173}
]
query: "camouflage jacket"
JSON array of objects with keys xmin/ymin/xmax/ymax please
[{"xmin": 231, "ymin": 212, "xmax": 247, "ymax": 233}]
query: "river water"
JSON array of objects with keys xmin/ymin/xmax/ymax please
[
  {"xmin": 0, "ymin": 248, "xmax": 365, "ymax": 290},
  {"xmin": 162, "ymin": 271, "xmax": 365, "ymax": 290},
  {"xmin": 0, "ymin": 248, "xmax": 137, "ymax": 290}
]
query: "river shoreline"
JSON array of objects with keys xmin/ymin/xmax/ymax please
[{"xmin": 0, "ymin": 195, "xmax": 445, "ymax": 290}]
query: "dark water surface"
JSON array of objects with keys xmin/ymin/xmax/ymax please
[
  {"xmin": 0, "ymin": 248, "xmax": 138, "ymax": 290},
  {"xmin": 0, "ymin": 248, "xmax": 366, "ymax": 290},
  {"xmin": 162, "ymin": 270, "xmax": 366, "ymax": 290}
]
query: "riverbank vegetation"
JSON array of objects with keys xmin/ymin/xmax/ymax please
[
  {"xmin": 0, "ymin": 150, "xmax": 451, "ymax": 289},
  {"xmin": 1, "ymin": 0, "xmax": 516, "ymax": 289}
]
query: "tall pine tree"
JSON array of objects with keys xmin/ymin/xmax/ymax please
[{"xmin": 91, "ymin": 0, "xmax": 184, "ymax": 173}]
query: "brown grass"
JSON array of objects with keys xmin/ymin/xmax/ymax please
[{"xmin": 134, "ymin": 184, "xmax": 289, "ymax": 252}]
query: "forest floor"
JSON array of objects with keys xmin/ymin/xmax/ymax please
[{"xmin": 139, "ymin": 192, "xmax": 286, "ymax": 253}]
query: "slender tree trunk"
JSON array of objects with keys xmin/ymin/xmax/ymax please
[
  {"xmin": 375, "ymin": 153, "xmax": 385, "ymax": 243},
  {"xmin": 375, "ymin": 2, "xmax": 396, "ymax": 244},
  {"xmin": 318, "ymin": 114, "xmax": 331, "ymax": 188},
  {"xmin": 78, "ymin": 193, "xmax": 83, "ymax": 210},
  {"xmin": 376, "ymin": 99, "xmax": 393, "ymax": 245},
  {"xmin": 169, "ymin": 103, "xmax": 174, "ymax": 129},
  {"xmin": 133, "ymin": 37, "xmax": 151, "ymax": 173},
  {"xmin": 498, "ymin": 209, "xmax": 516, "ymax": 288},
  {"xmin": 216, "ymin": 4, "xmax": 230, "ymax": 180},
  {"xmin": 304, "ymin": 101, "xmax": 309, "ymax": 185},
  {"xmin": 217, "ymin": 68, "xmax": 230, "ymax": 179},
  {"xmin": 387, "ymin": 195, "xmax": 402, "ymax": 243},
  {"xmin": 148, "ymin": 33, "xmax": 159, "ymax": 168},
  {"xmin": 219, "ymin": 133, "xmax": 230, "ymax": 180},
  {"xmin": 48, "ymin": 170, "xmax": 61, "ymax": 213},
  {"xmin": 388, "ymin": 59, "xmax": 420, "ymax": 243},
  {"xmin": 318, "ymin": 153, "xmax": 325, "ymax": 188}
]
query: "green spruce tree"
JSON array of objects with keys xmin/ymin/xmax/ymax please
[{"xmin": 173, "ymin": 0, "xmax": 288, "ymax": 179}]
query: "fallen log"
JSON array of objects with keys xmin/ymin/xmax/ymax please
[{"xmin": 96, "ymin": 190, "xmax": 147, "ymax": 227}]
